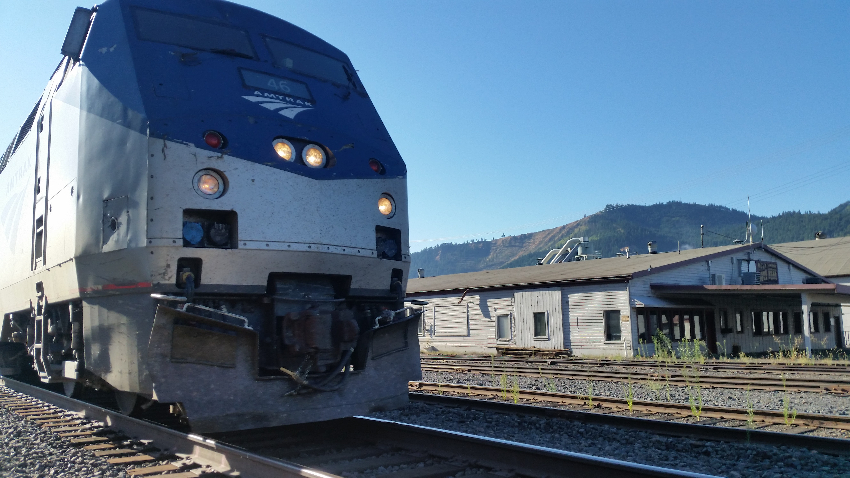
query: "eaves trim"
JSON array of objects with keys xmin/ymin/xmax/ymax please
[{"xmin": 406, "ymin": 275, "xmax": 632, "ymax": 297}]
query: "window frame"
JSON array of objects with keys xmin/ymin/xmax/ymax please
[
  {"xmin": 532, "ymin": 311, "xmax": 549, "ymax": 340},
  {"xmin": 131, "ymin": 6, "xmax": 258, "ymax": 59},
  {"xmin": 496, "ymin": 314, "xmax": 512, "ymax": 342},
  {"xmin": 719, "ymin": 308, "xmax": 732, "ymax": 334},
  {"xmin": 735, "ymin": 310, "xmax": 744, "ymax": 334},
  {"xmin": 263, "ymin": 34, "xmax": 359, "ymax": 90},
  {"xmin": 604, "ymin": 310, "xmax": 622, "ymax": 342},
  {"xmin": 751, "ymin": 310, "xmax": 763, "ymax": 336}
]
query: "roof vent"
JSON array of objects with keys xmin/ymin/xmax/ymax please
[
  {"xmin": 647, "ymin": 241, "xmax": 658, "ymax": 254},
  {"xmin": 815, "ymin": 231, "xmax": 824, "ymax": 240}
]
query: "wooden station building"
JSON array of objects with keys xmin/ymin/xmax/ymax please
[{"xmin": 406, "ymin": 242, "xmax": 850, "ymax": 357}]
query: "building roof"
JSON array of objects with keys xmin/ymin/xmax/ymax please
[
  {"xmin": 651, "ymin": 283, "xmax": 850, "ymax": 296},
  {"xmin": 408, "ymin": 243, "xmax": 773, "ymax": 295},
  {"xmin": 770, "ymin": 237, "xmax": 850, "ymax": 278}
]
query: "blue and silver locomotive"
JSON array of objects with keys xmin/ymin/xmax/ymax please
[{"xmin": 0, "ymin": 0, "xmax": 419, "ymax": 432}]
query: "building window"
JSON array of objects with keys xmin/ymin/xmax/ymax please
[
  {"xmin": 777, "ymin": 311, "xmax": 788, "ymax": 335},
  {"xmin": 719, "ymin": 309, "xmax": 731, "ymax": 334},
  {"xmin": 637, "ymin": 311, "xmax": 647, "ymax": 341},
  {"xmin": 812, "ymin": 311, "xmax": 820, "ymax": 333},
  {"xmin": 764, "ymin": 311, "xmax": 774, "ymax": 335},
  {"xmin": 648, "ymin": 311, "xmax": 658, "ymax": 338},
  {"xmin": 604, "ymin": 310, "xmax": 621, "ymax": 341},
  {"xmin": 793, "ymin": 311, "xmax": 802, "ymax": 334},
  {"xmin": 735, "ymin": 310, "xmax": 744, "ymax": 333},
  {"xmin": 752, "ymin": 311, "xmax": 762, "ymax": 336},
  {"xmin": 533, "ymin": 312, "xmax": 548, "ymax": 338},
  {"xmin": 496, "ymin": 314, "xmax": 511, "ymax": 341},
  {"xmin": 823, "ymin": 312, "xmax": 832, "ymax": 333},
  {"xmin": 660, "ymin": 312, "xmax": 671, "ymax": 338},
  {"xmin": 672, "ymin": 314, "xmax": 682, "ymax": 340}
]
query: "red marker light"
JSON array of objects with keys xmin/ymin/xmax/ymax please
[
  {"xmin": 369, "ymin": 159, "xmax": 385, "ymax": 174},
  {"xmin": 204, "ymin": 131, "xmax": 224, "ymax": 149}
]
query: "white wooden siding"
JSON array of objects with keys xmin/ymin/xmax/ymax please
[
  {"xmin": 629, "ymin": 248, "xmax": 817, "ymax": 298},
  {"xmin": 432, "ymin": 304, "xmax": 469, "ymax": 337},
  {"xmin": 417, "ymin": 291, "xmax": 514, "ymax": 353},
  {"xmin": 514, "ymin": 289, "xmax": 563, "ymax": 349},
  {"xmin": 564, "ymin": 283, "xmax": 630, "ymax": 356}
]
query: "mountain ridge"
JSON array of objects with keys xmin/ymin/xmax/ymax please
[{"xmin": 411, "ymin": 201, "xmax": 850, "ymax": 277}]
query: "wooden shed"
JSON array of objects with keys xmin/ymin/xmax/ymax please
[{"xmin": 407, "ymin": 242, "xmax": 850, "ymax": 357}]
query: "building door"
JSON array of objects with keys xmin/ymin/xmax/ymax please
[
  {"xmin": 835, "ymin": 313, "xmax": 844, "ymax": 349},
  {"xmin": 704, "ymin": 309, "xmax": 718, "ymax": 354}
]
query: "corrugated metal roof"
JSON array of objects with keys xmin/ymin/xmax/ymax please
[
  {"xmin": 407, "ymin": 244, "xmax": 749, "ymax": 294},
  {"xmin": 771, "ymin": 237, "xmax": 850, "ymax": 278}
]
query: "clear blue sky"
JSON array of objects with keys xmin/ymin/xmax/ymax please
[{"xmin": 2, "ymin": 1, "xmax": 848, "ymax": 252}]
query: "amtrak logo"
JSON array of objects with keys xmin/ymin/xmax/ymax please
[{"xmin": 242, "ymin": 91, "xmax": 314, "ymax": 119}]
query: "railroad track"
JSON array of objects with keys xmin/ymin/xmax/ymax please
[
  {"xmin": 0, "ymin": 377, "xmax": 716, "ymax": 478},
  {"xmin": 423, "ymin": 354, "xmax": 850, "ymax": 375},
  {"xmin": 207, "ymin": 415, "xmax": 717, "ymax": 478},
  {"xmin": 0, "ymin": 377, "xmax": 337, "ymax": 478},
  {"xmin": 409, "ymin": 381, "xmax": 850, "ymax": 447},
  {"xmin": 420, "ymin": 356, "xmax": 850, "ymax": 394}
]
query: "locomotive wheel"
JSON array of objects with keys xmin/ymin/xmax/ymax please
[{"xmin": 115, "ymin": 391, "xmax": 140, "ymax": 415}]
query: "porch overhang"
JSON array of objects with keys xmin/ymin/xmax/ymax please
[{"xmin": 650, "ymin": 283, "xmax": 850, "ymax": 298}]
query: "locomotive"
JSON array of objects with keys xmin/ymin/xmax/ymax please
[{"xmin": 0, "ymin": 0, "xmax": 420, "ymax": 432}]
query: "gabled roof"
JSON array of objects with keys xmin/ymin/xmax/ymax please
[
  {"xmin": 408, "ymin": 243, "xmax": 782, "ymax": 295},
  {"xmin": 770, "ymin": 237, "xmax": 850, "ymax": 278}
]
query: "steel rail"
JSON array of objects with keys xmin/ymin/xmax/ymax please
[
  {"xmin": 420, "ymin": 358, "xmax": 850, "ymax": 394},
  {"xmin": 408, "ymin": 392, "xmax": 850, "ymax": 456},
  {"xmin": 409, "ymin": 381, "xmax": 850, "ymax": 432},
  {"xmin": 211, "ymin": 415, "xmax": 720, "ymax": 478},
  {"xmin": 422, "ymin": 354, "xmax": 850, "ymax": 374},
  {"xmin": 0, "ymin": 377, "xmax": 338, "ymax": 478}
]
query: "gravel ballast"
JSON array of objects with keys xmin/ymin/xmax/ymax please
[
  {"xmin": 0, "ymin": 406, "xmax": 127, "ymax": 478},
  {"xmin": 371, "ymin": 401, "xmax": 850, "ymax": 478},
  {"xmin": 420, "ymin": 370, "xmax": 850, "ymax": 417}
]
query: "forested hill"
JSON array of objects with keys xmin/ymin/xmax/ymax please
[{"xmin": 410, "ymin": 201, "xmax": 850, "ymax": 277}]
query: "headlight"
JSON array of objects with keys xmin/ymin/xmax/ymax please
[
  {"xmin": 302, "ymin": 144, "xmax": 326, "ymax": 168},
  {"xmin": 272, "ymin": 138, "xmax": 294, "ymax": 161},
  {"xmin": 378, "ymin": 194, "xmax": 395, "ymax": 217},
  {"xmin": 193, "ymin": 169, "xmax": 225, "ymax": 199}
]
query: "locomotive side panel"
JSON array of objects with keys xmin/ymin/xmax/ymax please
[
  {"xmin": 75, "ymin": 67, "xmax": 149, "ymax": 259},
  {"xmin": 83, "ymin": 293, "xmax": 155, "ymax": 394},
  {"xmin": 0, "ymin": 132, "xmax": 41, "ymax": 313}
]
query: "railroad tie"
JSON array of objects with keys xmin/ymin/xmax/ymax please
[
  {"xmin": 83, "ymin": 444, "xmax": 116, "ymax": 451},
  {"xmin": 126, "ymin": 464, "xmax": 181, "ymax": 476},
  {"xmin": 94, "ymin": 448, "xmax": 138, "ymax": 457},
  {"xmin": 42, "ymin": 421, "xmax": 83, "ymax": 428},
  {"xmin": 70, "ymin": 436, "xmax": 110, "ymax": 444},
  {"xmin": 142, "ymin": 473, "xmax": 198, "ymax": 478},
  {"xmin": 106, "ymin": 455, "xmax": 156, "ymax": 465},
  {"xmin": 59, "ymin": 430, "xmax": 96, "ymax": 437},
  {"xmin": 52, "ymin": 425, "xmax": 93, "ymax": 433}
]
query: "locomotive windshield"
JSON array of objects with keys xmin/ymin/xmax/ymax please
[
  {"xmin": 264, "ymin": 37, "xmax": 357, "ymax": 89},
  {"xmin": 132, "ymin": 7, "xmax": 256, "ymax": 59}
]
